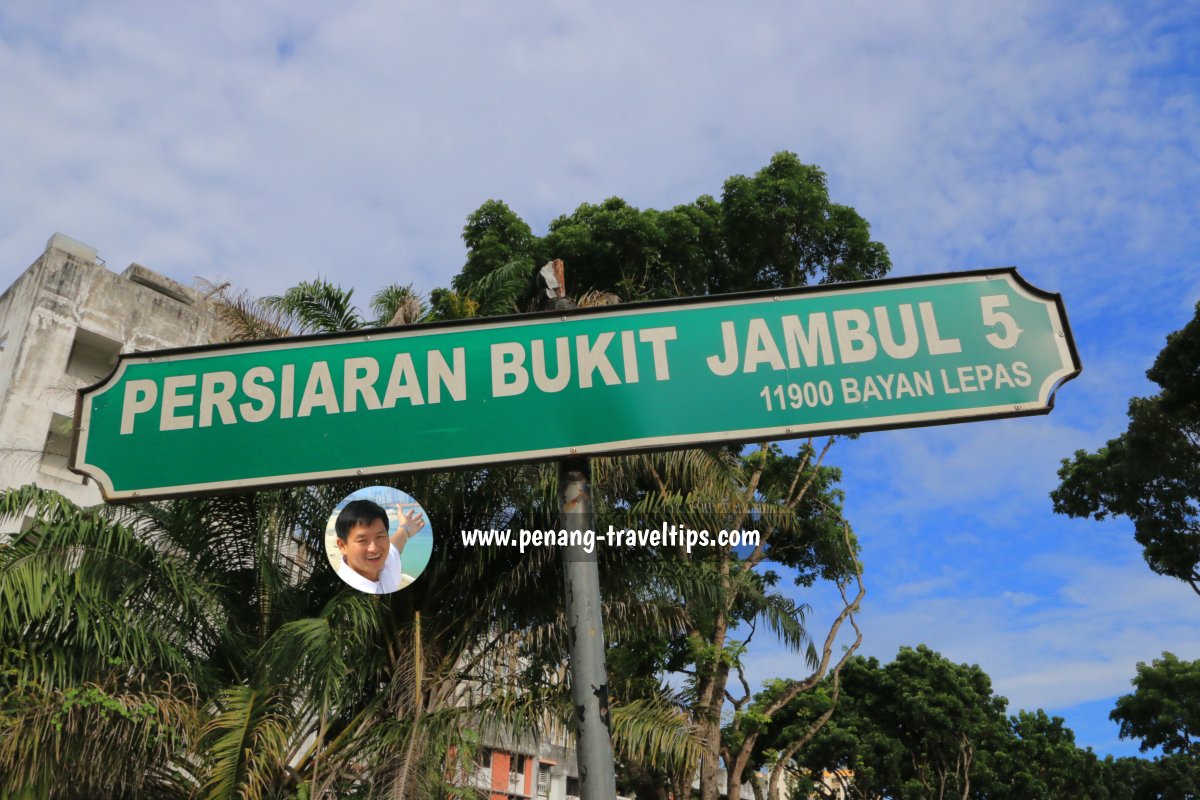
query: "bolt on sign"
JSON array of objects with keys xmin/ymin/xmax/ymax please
[{"xmin": 72, "ymin": 269, "xmax": 1080, "ymax": 501}]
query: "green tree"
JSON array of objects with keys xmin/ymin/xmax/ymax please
[
  {"xmin": 878, "ymin": 646, "xmax": 1007, "ymax": 800},
  {"xmin": 455, "ymin": 199, "xmax": 543, "ymax": 295},
  {"xmin": 720, "ymin": 153, "xmax": 889, "ymax": 290},
  {"xmin": 730, "ymin": 655, "xmax": 861, "ymax": 800},
  {"xmin": 0, "ymin": 480, "xmax": 360, "ymax": 798},
  {"xmin": 754, "ymin": 648, "xmax": 1197, "ymax": 800},
  {"xmin": 596, "ymin": 443, "xmax": 864, "ymax": 800},
  {"xmin": 0, "ymin": 486, "xmax": 211, "ymax": 797},
  {"xmin": 1104, "ymin": 753, "xmax": 1199, "ymax": 800},
  {"xmin": 1111, "ymin": 652, "xmax": 1200, "ymax": 759},
  {"xmin": 988, "ymin": 710, "xmax": 1113, "ymax": 800},
  {"xmin": 782, "ymin": 647, "xmax": 1010, "ymax": 800},
  {"xmin": 453, "ymin": 151, "xmax": 888, "ymax": 800},
  {"xmin": 533, "ymin": 152, "xmax": 889, "ymax": 303},
  {"xmin": 1052, "ymin": 301, "xmax": 1200, "ymax": 596}
]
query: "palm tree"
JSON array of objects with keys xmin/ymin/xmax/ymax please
[
  {"xmin": 0, "ymin": 485, "xmax": 208, "ymax": 797},
  {"xmin": 592, "ymin": 440, "xmax": 864, "ymax": 800},
  {"xmin": 0, "ymin": 480, "xmax": 358, "ymax": 797}
]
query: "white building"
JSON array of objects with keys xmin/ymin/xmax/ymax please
[
  {"xmin": 0, "ymin": 233, "xmax": 226, "ymax": 529},
  {"xmin": 454, "ymin": 730, "xmax": 583, "ymax": 800}
]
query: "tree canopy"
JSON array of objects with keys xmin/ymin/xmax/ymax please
[
  {"xmin": 1052, "ymin": 301, "xmax": 1200, "ymax": 596},
  {"xmin": 1111, "ymin": 652, "xmax": 1200, "ymax": 759},
  {"xmin": 455, "ymin": 151, "xmax": 890, "ymax": 310},
  {"xmin": 763, "ymin": 646, "xmax": 1193, "ymax": 800}
]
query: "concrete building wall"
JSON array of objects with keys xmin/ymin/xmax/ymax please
[
  {"xmin": 459, "ymin": 728, "xmax": 584, "ymax": 800},
  {"xmin": 0, "ymin": 233, "xmax": 227, "ymax": 525}
]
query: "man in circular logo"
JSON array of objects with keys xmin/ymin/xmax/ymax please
[{"xmin": 328, "ymin": 488, "xmax": 430, "ymax": 594}]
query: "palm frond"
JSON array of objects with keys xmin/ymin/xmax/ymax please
[
  {"xmin": 750, "ymin": 591, "xmax": 815, "ymax": 660},
  {"xmin": 370, "ymin": 284, "xmax": 424, "ymax": 327},
  {"xmin": 199, "ymin": 280, "xmax": 298, "ymax": 341},
  {"xmin": 262, "ymin": 279, "xmax": 364, "ymax": 334},
  {"xmin": 260, "ymin": 591, "xmax": 386, "ymax": 706},
  {"xmin": 610, "ymin": 695, "xmax": 704, "ymax": 774},
  {"xmin": 0, "ymin": 486, "xmax": 230, "ymax": 691},
  {"xmin": 470, "ymin": 257, "xmax": 535, "ymax": 317},
  {"xmin": 0, "ymin": 675, "xmax": 199, "ymax": 799},
  {"xmin": 200, "ymin": 685, "xmax": 296, "ymax": 800}
]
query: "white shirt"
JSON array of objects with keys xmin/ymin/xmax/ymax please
[{"xmin": 336, "ymin": 543, "xmax": 412, "ymax": 594}]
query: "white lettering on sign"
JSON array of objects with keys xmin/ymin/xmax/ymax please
[
  {"xmin": 491, "ymin": 342, "xmax": 527, "ymax": 398},
  {"xmin": 706, "ymin": 302, "xmax": 963, "ymax": 375},
  {"xmin": 639, "ymin": 326, "xmax": 677, "ymax": 380},
  {"xmin": 577, "ymin": 332, "xmax": 620, "ymax": 389},
  {"xmin": 940, "ymin": 361, "xmax": 1031, "ymax": 394},
  {"xmin": 532, "ymin": 338, "xmax": 571, "ymax": 392},
  {"xmin": 782, "ymin": 313, "xmax": 835, "ymax": 369},
  {"xmin": 161, "ymin": 375, "xmax": 196, "ymax": 431},
  {"xmin": 111, "ymin": 294, "xmax": 1034, "ymax": 440},
  {"xmin": 380, "ymin": 349, "xmax": 465, "ymax": 406},
  {"xmin": 840, "ymin": 371, "xmax": 936, "ymax": 404},
  {"xmin": 488, "ymin": 326, "xmax": 678, "ymax": 398},
  {"xmin": 120, "ymin": 379, "xmax": 158, "ymax": 434},
  {"xmin": 241, "ymin": 367, "xmax": 275, "ymax": 422},
  {"xmin": 199, "ymin": 371, "xmax": 237, "ymax": 427},
  {"xmin": 427, "ymin": 348, "xmax": 465, "ymax": 403},
  {"xmin": 343, "ymin": 357, "xmax": 382, "ymax": 412},
  {"xmin": 118, "ymin": 347, "xmax": 467, "ymax": 434}
]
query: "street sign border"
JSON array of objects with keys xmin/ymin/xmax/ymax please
[{"xmin": 71, "ymin": 267, "xmax": 1082, "ymax": 501}]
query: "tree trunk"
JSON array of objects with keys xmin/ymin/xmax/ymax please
[
  {"xmin": 697, "ymin": 710, "xmax": 725, "ymax": 800},
  {"xmin": 696, "ymin": 561, "xmax": 733, "ymax": 800},
  {"xmin": 725, "ymin": 746, "xmax": 754, "ymax": 800}
]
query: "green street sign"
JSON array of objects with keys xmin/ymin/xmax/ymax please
[{"xmin": 72, "ymin": 269, "xmax": 1080, "ymax": 500}]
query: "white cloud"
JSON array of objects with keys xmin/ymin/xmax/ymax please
[
  {"xmin": 848, "ymin": 552, "xmax": 1200, "ymax": 713},
  {"xmin": 3, "ymin": 1, "xmax": 1197, "ymax": 303},
  {"xmin": 837, "ymin": 414, "xmax": 1091, "ymax": 536},
  {"xmin": 3, "ymin": 0, "xmax": 1199, "ymax": 759}
]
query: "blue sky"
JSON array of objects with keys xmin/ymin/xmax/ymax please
[{"xmin": 2, "ymin": 0, "xmax": 1198, "ymax": 757}]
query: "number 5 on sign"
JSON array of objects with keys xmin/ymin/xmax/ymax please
[{"xmin": 982, "ymin": 295, "xmax": 1022, "ymax": 349}]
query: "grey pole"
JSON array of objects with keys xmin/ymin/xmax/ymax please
[
  {"xmin": 540, "ymin": 259, "xmax": 617, "ymax": 799},
  {"xmin": 559, "ymin": 457, "xmax": 617, "ymax": 800}
]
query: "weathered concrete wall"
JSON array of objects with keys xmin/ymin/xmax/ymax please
[{"xmin": 0, "ymin": 233, "xmax": 227, "ymax": 526}]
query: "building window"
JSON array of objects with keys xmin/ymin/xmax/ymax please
[
  {"xmin": 505, "ymin": 753, "xmax": 527, "ymax": 794},
  {"xmin": 39, "ymin": 413, "xmax": 82, "ymax": 483},
  {"xmin": 537, "ymin": 764, "xmax": 552, "ymax": 799},
  {"xmin": 64, "ymin": 328, "xmax": 121, "ymax": 384}
]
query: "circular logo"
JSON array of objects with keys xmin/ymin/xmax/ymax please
[{"xmin": 325, "ymin": 486, "xmax": 433, "ymax": 593}]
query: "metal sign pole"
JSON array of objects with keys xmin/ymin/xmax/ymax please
[
  {"xmin": 559, "ymin": 456, "xmax": 617, "ymax": 799},
  {"xmin": 541, "ymin": 259, "xmax": 616, "ymax": 799}
]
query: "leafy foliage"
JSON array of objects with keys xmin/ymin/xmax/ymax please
[
  {"xmin": 1053, "ymin": 300, "xmax": 1200, "ymax": 595},
  {"xmin": 765, "ymin": 646, "xmax": 1200, "ymax": 800},
  {"xmin": 1111, "ymin": 652, "xmax": 1200, "ymax": 758},
  {"xmin": 779, "ymin": 647, "xmax": 1008, "ymax": 800},
  {"xmin": 456, "ymin": 151, "xmax": 889, "ymax": 308}
]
